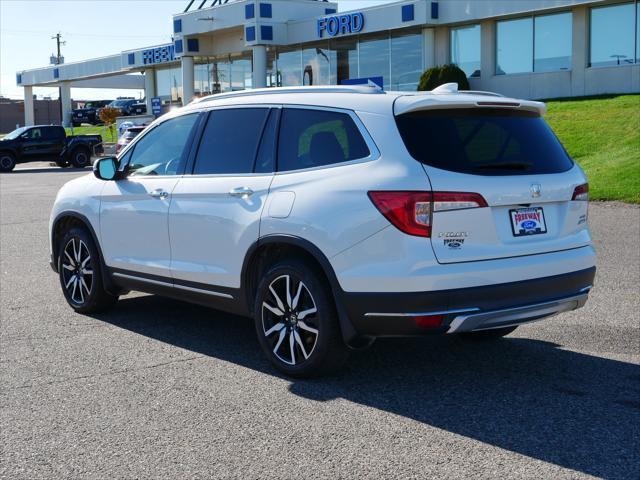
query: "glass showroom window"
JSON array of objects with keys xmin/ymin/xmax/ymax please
[
  {"xmin": 451, "ymin": 24, "xmax": 481, "ymax": 77},
  {"xmin": 590, "ymin": 2, "xmax": 637, "ymax": 67},
  {"xmin": 155, "ymin": 67, "xmax": 182, "ymax": 105},
  {"xmin": 497, "ymin": 12, "xmax": 573, "ymax": 74},
  {"xmin": 359, "ymin": 32, "xmax": 391, "ymax": 89},
  {"xmin": 391, "ymin": 30, "xmax": 423, "ymax": 90},
  {"xmin": 302, "ymin": 42, "xmax": 332, "ymax": 86},
  {"xmin": 497, "ymin": 18, "xmax": 533, "ymax": 74},
  {"xmin": 329, "ymin": 37, "xmax": 358, "ymax": 85},
  {"xmin": 534, "ymin": 12, "xmax": 572, "ymax": 72},
  {"xmin": 229, "ymin": 53, "xmax": 252, "ymax": 90},
  {"xmin": 277, "ymin": 47, "xmax": 303, "ymax": 86}
]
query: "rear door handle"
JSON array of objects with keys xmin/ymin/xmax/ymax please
[
  {"xmin": 149, "ymin": 189, "xmax": 169, "ymax": 199},
  {"xmin": 229, "ymin": 187, "xmax": 254, "ymax": 198}
]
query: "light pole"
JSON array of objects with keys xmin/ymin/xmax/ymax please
[{"xmin": 51, "ymin": 32, "xmax": 66, "ymax": 123}]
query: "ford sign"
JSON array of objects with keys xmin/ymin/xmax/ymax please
[{"xmin": 317, "ymin": 12, "xmax": 364, "ymax": 38}]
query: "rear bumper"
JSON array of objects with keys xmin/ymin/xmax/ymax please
[{"xmin": 342, "ymin": 267, "xmax": 595, "ymax": 337}]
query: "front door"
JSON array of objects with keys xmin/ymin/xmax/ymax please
[
  {"xmin": 169, "ymin": 107, "xmax": 277, "ymax": 290},
  {"xmin": 99, "ymin": 113, "xmax": 201, "ymax": 278}
]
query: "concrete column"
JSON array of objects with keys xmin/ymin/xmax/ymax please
[
  {"xmin": 434, "ymin": 26, "xmax": 450, "ymax": 66},
  {"xmin": 144, "ymin": 70, "xmax": 156, "ymax": 112},
  {"xmin": 59, "ymin": 82, "xmax": 72, "ymax": 127},
  {"xmin": 571, "ymin": 6, "xmax": 588, "ymax": 97},
  {"xmin": 252, "ymin": 45, "xmax": 267, "ymax": 89},
  {"xmin": 423, "ymin": 28, "xmax": 435, "ymax": 71},
  {"xmin": 479, "ymin": 20, "xmax": 496, "ymax": 90},
  {"xmin": 23, "ymin": 86, "xmax": 35, "ymax": 126},
  {"xmin": 181, "ymin": 56, "xmax": 195, "ymax": 106}
]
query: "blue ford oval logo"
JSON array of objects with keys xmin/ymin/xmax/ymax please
[{"xmin": 522, "ymin": 220, "xmax": 537, "ymax": 229}]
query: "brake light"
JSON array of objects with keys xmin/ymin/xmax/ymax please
[
  {"xmin": 368, "ymin": 191, "xmax": 432, "ymax": 237},
  {"xmin": 368, "ymin": 191, "xmax": 487, "ymax": 237},
  {"xmin": 572, "ymin": 183, "xmax": 589, "ymax": 201}
]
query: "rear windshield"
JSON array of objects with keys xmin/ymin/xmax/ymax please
[{"xmin": 395, "ymin": 108, "xmax": 573, "ymax": 175}]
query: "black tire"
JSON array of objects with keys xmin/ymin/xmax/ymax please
[
  {"xmin": 58, "ymin": 226, "xmax": 118, "ymax": 313},
  {"xmin": 458, "ymin": 326, "xmax": 518, "ymax": 341},
  {"xmin": 254, "ymin": 259, "xmax": 349, "ymax": 378},
  {"xmin": 0, "ymin": 152, "xmax": 16, "ymax": 172},
  {"xmin": 70, "ymin": 147, "xmax": 91, "ymax": 168}
]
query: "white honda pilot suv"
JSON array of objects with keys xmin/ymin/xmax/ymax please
[{"xmin": 49, "ymin": 84, "xmax": 596, "ymax": 377}]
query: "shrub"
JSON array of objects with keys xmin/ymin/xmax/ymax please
[{"xmin": 418, "ymin": 64, "xmax": 470, "ymax": 91}]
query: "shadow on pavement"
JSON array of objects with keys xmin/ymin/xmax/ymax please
[{"xmin": 91, "ymin": 294, "xmax": 640, "ymax": 479}]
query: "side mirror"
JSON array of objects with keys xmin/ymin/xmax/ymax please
[{"xmin": 93, "ymin": 156, "xmax": 119, "ymax": 181}]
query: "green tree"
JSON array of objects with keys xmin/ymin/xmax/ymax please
[{"xmin": 418, "ymin": 64, "xmax": 470, "ymax": 91}]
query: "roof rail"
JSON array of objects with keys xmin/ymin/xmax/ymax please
[
  {"xmin": 194, "ymin": 85, "xmax": 385, "ymax": 104},
  {"xmin": 458, "ymin": 90, "xmax": 505, "ymax": 98}
]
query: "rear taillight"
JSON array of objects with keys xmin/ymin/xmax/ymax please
[
  {"xmin": 368, "ymin": 191, "xmax": 487, "ymax": 238},
  {"xmin": 572, "ymin": 183, "xmax": 589, "ymax": 201}
]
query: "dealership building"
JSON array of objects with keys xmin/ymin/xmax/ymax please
[{"xmin": 15, "ymin": 0, "xmax": 640, "ymax": 126}]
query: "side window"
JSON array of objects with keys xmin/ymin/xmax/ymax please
[
  {"xmin": 193, "ymin": 108, "xmax": 270, "ymax": 175},
  {"xmin": 277, "ymin": 108, "xmax": 370, "ymax": 172},
  {"xmin": 42, "ymin": 127, "xmax": 64, "ymax": 140},
  {"xmin": 26, "ymin": 128, "xmax": 42, "ymax": 140},
  {"xmin": 255, "ymin": 109, "xmax": 280, "ymax": 174},
  {"xmin": 127, "ymin": 114, "xmax": 199, "ymax": 176}
]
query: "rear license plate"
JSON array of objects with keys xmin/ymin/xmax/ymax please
[{"xmin": 510, "ymin": 207, "xmax": 547, "ymax": 236}]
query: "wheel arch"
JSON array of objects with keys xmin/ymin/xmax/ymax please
[
  {"xmin": 241, "ymin": 235, "xmax": 361, "ymax": 346},
  {"xmin": 51, "ymin": 211, "xmax": 120, "ymax": 295}
]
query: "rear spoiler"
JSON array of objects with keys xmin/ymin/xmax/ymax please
[{"xmin": 394, "ymin": 95, "xmax": 546, "ymax": 117}]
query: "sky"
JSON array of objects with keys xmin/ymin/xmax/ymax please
[{"xmin": 0, "ymin": 0, "xmax": 396, "ymax": 100}]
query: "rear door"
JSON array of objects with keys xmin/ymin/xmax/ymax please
[
  {"xmin": 168, "ymin": 106, "xmax": 277, "ymax": 289},
  {"xmin": 394, "ymin": 107, "xmax": 591, "ymax": 264}
]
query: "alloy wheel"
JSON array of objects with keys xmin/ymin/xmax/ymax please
[
  {"xmin": 262, "ymin": 274, "xmax": 319, "ymax": 366},
  {"xmin": 61, "ymin": 237, "xmax": 93, "ymax": 304},
  {"xmin": 0, "ymin": 155, "xmax": 14, "ymax": 170}
]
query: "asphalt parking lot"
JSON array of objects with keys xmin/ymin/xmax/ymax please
[{"xmin": 1, "ymin": 165, "xmax": 638, "ymax": 479}]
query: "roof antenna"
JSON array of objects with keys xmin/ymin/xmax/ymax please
[{"xmin": 431, "ymin": 83, "xmax": 459, "ymax": 94}]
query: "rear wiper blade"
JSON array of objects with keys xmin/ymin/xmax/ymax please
[{"xmin": 473, "ymin": 162, "xmax": 532, "ymax": 170}]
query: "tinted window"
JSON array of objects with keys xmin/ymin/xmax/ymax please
[
  {"xmin": 43, "ymin": 127, "xmax": 64, "ymax": 140},
  {"xmin": 278, "ymin": 109, "xmax": 370, "ymax": 172},
  {"xmin": 255, "ymin": 109, "xmax": 279, "ymax": 174},
  {"xmin": 193, "ymin": 108, "xmax": 270, "ymax": 175},
  {"xmin": 26, "ymin": 128, "xmax": 43, "ymax": 139},
  {"xmin": 127, "ymin": 114, "xmax": 199, "ymax": 176},
  {"xmin": 395, "ymin": 109, "xmax": 574, "ymax": 176}
]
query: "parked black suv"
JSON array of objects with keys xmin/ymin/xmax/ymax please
[
  {"xmin": 0, "ymin": 125, "xmax": 103, "ymax": 172},
  {"xmin": 72, "ymin": 100, "xmax": 113, "ymax": 127},
  {"xmin": 106, "ymin": 98, "xmax": 139, "ymax": 117},
  {"xmin": 130, "ymin": 101, "xmax": 147, "ymax": 115}
]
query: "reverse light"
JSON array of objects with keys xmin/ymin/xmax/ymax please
[
  {"xmin": 368, "ymin": 191, "xmax": 488, "ymax": 237},
  {"xmin": 572, "ymin": 183, "xmax": 589, "ymax": 201}
]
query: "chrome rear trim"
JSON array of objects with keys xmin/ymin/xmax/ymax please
[{"xmin": 447, "ymin": 293, "xmax": 589, "ymax": 333}]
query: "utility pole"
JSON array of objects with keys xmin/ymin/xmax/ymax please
[{"xmin": 51, "ymin": 32, "xmax": 66, "ymax": 123}]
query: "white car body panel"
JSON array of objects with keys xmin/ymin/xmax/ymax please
[
  {"xmin": 99, "ymin": 176, "xmax": 180, "ymax": 277},
  {"xmin": 49, "ymin": 173, "xmax": 104, "ymax": 256},
  {"xmin": 168, "ymin": 173, "xmax": 273, "ymax": 288}
]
